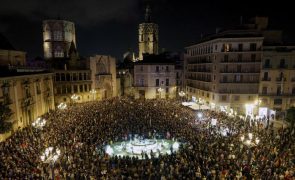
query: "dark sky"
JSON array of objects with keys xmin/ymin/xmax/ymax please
[{"xmin": 0, "ymin": 0, "xmax": 294, "ymax": 60}]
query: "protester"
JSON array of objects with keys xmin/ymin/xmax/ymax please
[{"xmin": 0, "ymin": 97, "xmax": 294, "ymax": 179}]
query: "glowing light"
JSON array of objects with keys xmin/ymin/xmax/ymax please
[
  {"xmin": 57, "ymin": 102, "xmax": 67, "ymax": 110},
  {"xmin": 178, "ymin": 91, "xmax": 185, "ymax": 97},
  {"xmin": 172, "ymin": 141, "xmax": 180, "ymax": 151},
  {"xmin": 240, "ymin": 135, "xmax": 245, "ymax": 142},
  {"xmin": 245, "ymin": 140, "xmax": 251, "ymax": 146},
  {"xmin": 248, "ymin": 133, "xmax": 253, "ymax": 140},
  {"xmin": 104, "ymin": 138, "xmax": 181, "ymax": 159},
  {"xmin": 32, "ymin": 117, "xmax": 47, "ymax": 129},
  {"xmin": 106, "ymin": 145, "xmax": 114, "ymax": 156},
  {"xmin": 40, "ymin": 147, "xmax": 61, "ymax": 163},
  {"xmin": 255, "ymin": 138, "xmax": 260, "ymax": 145},
  {"xmin": 197, "ymin": 113, "xmax": 203, "ymax": 118},
  {"xmin": 71, "ymin": 94, "xmax": 78, "ymax": 100}
]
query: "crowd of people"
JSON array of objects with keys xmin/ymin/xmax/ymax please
[{"xmin": 0, "ymin": 97, "xmax": 294, "ymax": 179}]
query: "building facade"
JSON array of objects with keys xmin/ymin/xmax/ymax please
[
  {"xmin": 0, "ymin": 33, "xmax": 26, "ymax": 67},
  {"xmin": 89, "ymin": 55, "xmax": 117, "ymax": 99},
  {"xmin": 53, "ymin": 70, "xmax": 92, "ymax": 105},
  {"xmin": 43, "ymin": 20, "xmax": 76, "ymax": 59},
  {"xmin": 185, "ymin": 30, "xmax": 263, "ymax": 116},
  {"xmin": 259, "ymin": 45, "xmax": 295, "ymax": 118},
  {"xmin": 0, "ymin": 73, "xmax": 55, "ymax": 141},
  {"xmin": 134, "ymin": 57, "xmax": 176, "ymax": 99},
  {"xmin": 138, "ymin": 6, "xmax": 159, "ymax": 60}
]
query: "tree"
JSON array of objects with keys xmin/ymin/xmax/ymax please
[
  {"xmin": 0, "ymin": 102, "xmax": 13, "ymax": 133},
  {"xmin": 286, "ymin": 107, "xmax": 295, "ymax": 129}
]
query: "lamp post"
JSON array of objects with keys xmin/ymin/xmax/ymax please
[
  {"xmin": 90, "ymin": 89, "xmax": 97, "ymax": 101},
  {"xmin": 157, "ymin": 87, "xmax": 163, "ymax": 99},
  {"xmin": 178, "ymin": 91, "xmax": 185, "ymax": 102}
]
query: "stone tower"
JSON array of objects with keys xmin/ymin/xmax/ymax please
[
  {"xmin": 138, "ymin": 5, "xmax": 159, "ymax": 60},
  {"xmin": 43, "ymin": 19, "xmax": 76, "ymax": 59}
]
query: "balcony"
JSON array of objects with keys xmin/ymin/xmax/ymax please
[
  {"xmin": 220, "ymin": 59, "xmax": 261, "ymax": 63},
  {"xmin": 276, "ymin": 77, "xmax": 286, "ymax": 82},
  {"xmin": 261, "ymin": 77, "xmax": 271, "ymax": 81},
  {"xmin": 259, "ymin": 93, "xmax": 294, "ymax": 97},
  {"xmin": 219, "ymin": 80, "xmax": 258, "ymax": 84},
  {"xmin": 277, "ymin": 64, "xmax": 288, "ymax": 69},
  {"xmin": 262, "ymin": 64, "xmax": 272, "ymax": 69},
  {"xmin": 220, "ymin": 70, "xmax": 260, "ymax": 74}
]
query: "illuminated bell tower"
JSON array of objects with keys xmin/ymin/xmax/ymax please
[{"xmin": 138, "ymin": 5, "xmax": 159, "ymax": 60}]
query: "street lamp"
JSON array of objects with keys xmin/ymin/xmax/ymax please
[
  {"xmin": 90, "ymin": 89, "xmax": 97, "ymax": 101},
  {"xmin": 178, "ymin": 91, "xmax": 185, "ymax": 102},
  {"xmin": 157, "ymin": 87, "xmax": 163, "ymax": 99}
]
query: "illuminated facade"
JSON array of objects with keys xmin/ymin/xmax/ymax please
[
  {"xmin": 0, "ymin": 73, "xmax": 55, "ymax": 141},
  {"xmin": 89, "ymin": 55, "xmax": 117, "ymax": 99},
  {"xmin": 43, "ymin": 20, "xmax": 76, "ymax": 59},
  {"xmin": 259, "ymin": 45, "xmax": 295, "ymax": 117},
  {"xmin": 138, "ymin": 6, "xmax": 159, "ymax": 60},
  {"xmin": 185, "ymin": 30, "xmax": 263, "ymax": 115},
  {"xmin": 134, "ymin": 55, "xmax": 176, "ymax": 99},
  {"xmin": 53, "ymin": 70, "xmax": 92, "ymax": 105}
]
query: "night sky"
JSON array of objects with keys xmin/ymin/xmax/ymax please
[{"xmin": 0, "ymin": 0, "xmax": 294, "ymax": 60}]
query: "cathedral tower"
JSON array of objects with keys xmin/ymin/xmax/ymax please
[{"xmin": 138, "ymin": 5, "xmax": 159, "ymax": 60}]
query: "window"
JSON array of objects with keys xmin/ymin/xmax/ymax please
[
  {"xmin": 156, "ymin": 66, "xmax": 159, "ymax": 72},
  {"xmin": 224, "ymin": 55, "xmax": 229, "ymax": 62},
  {"xmin": 251, "ymin": 54, "xmax": 256, "ymax": 62},
  {"xmin": 280, "ymin": 59, "xmax": 285, "ymax": 68},
  {"xmin": 274, "ymin": 99, "xmax": 282, "ymax": 105},
  {"xmin": 54, "ymin": 50, "xmax": 64, "ymax": 58},
  {"xmin": 250, "ymin": 43, "xmax": 257, "ymax": 51},
  {"xmin": 223, "ymin": 76, "xmax": 227, "ymax": 82},
  {"xmin": 166, "ymin": 88, "xmax": 169, "ymax": 93},
  {"xmin": 166, "ymin": 66, "xmax": 169, "ymax": 72},
  {"xmin": 62, "ymin": 85, "xmax": 67, "ymax": 94},
  {"xmin": 238, "ymin": 54, "xmax": 242, "ymax": 62},
  {"xmin": 248, "ymin": 96, "xmax": 252, "ymax": 100},
  {"xmin": 79, "ymin": 73, "xmax": 83, "ymax": 80},
  {"xmin": 84, "ymin": 84, "xmax": 88, "ymax": 92},
  {"xmin": 237, "ymin": 65, "xmax": 241, "ymax": 72},
  {"xmin": 74, "ymin": 85, "xmax": 78, "ymax": 93},
  {"xmin": 156, "ymin": 79, "xmax": 159, "ymax": 87},
  {"xmin": 264, "ymin": 59, "xmax": 270, "ymax": 67},
  {"xmin": 263, "ymin": 72, "xmax": 269, "ymax": 80},
  {"xmin": 61, "ymin": 73, "xmax": 65, "ymax": 81},
  {"xmin": 207, "ymin": 93, "xmax": 209, "ymax": 98},
  {"xmin": 277, "ymin": 86, "xmax": 281, "ymax": 95},
  {"xmin": 223, "ymin": 44, "xmax": 231, "ymax": 52},
  {"xmin": 221, "ymin": 95, "xmax": 227, "ymax": 101},
  {"xmin": 292, "ymin": 87, "xmax": 295, "ymax": 95},
  {"xmin": 234, "ymin": 95, "xmax": 240, "ymax": 101},
  {"xmin": 73, "ymin": 74, "xmax": 77, "ymax": 81},
  {"xmin": 235, "ymin": 75, "xmax": 241, "ymax": 82},
  {"xmin": 213, "ymin": 75, "xmax": 216, "ymax": 80},
  {"xmin": 79, "ymin": 85, "xmax": 83, "ymax": 92},
  {"xmin": 238, "ymin": 44, "xmax": 243, "ymax": 51},
  {"xmin": 140, "ymin": 79, "xmax": 144, "ymax": 86},
  {"xmin": 53, "ymin": 31, "xmax": 62, "ymax": 41},
  {"xmin": 215, "ymin": 45, "xmax": 217, "ymax": 50},
  {"xmin": 140, "ymin": 66, "xmax": 143, "ymax": 71},
  {"xmin": 166, "ymin": 79, "xmax": 169, "ymax": 86}
]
